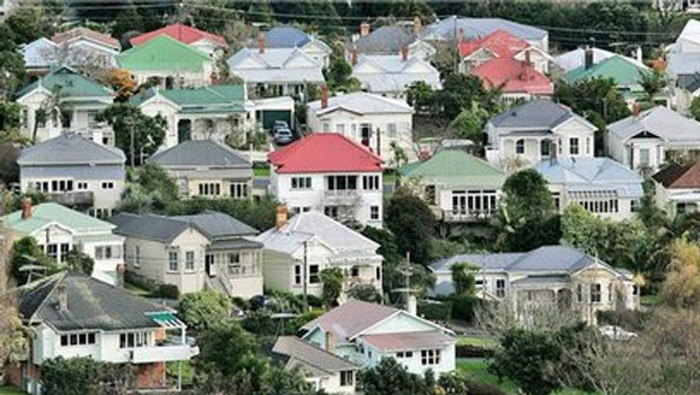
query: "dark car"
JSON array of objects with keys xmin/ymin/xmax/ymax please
[
  {"xmin": 274, "ymin": 128, "xmax": 294, "ymax": 145},
  {"xmin": 272, "ymin": 120, "xmax": 290, "ymax": 133}
]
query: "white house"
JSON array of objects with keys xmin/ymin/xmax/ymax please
[
  {"xmin": 15, "ymin": 66, "xmax": 115, "ymax": 144},
  {"xmin": 485, "ymin": 99, "xmax": 598, "ymax": 168},
  {"xmin": 1, "ymin": 201, "xmax": 125, "ymax": 286},
  {"xmin": 652, "ymin": 160, "xmax": 700, "ymax": 216},
  {"xmin": 306, "ymin": 90, "xmax": 415, "ymax": 166},
  {"xmin": 268, "ymin": 133, "xmax": 384, "ymax": 227},
  {"xmin": 129, "ymin": 23, "xmax": 228, "ymax": 60},
  {"xmin": 300, "ymin": 300, "xmax": 456, "ymax": 376},
  {"xmin": 534, "ymin": 157, "xmax": 644, "ymax": 221},
  {"xmin": 272, "ymin": 336, "xmax": 360, "ymax": 394},
  {"xmin": 256, "ymin": 210, "xmax": 382, "ymax": 300},
  {"xmin": 429, "ymin": 245, "xmax": 639, "ymax": 324},
  {"xmin": 262, "ymin": 26, "xmax": 333, "ymax": 68},
  {"xmin": 351, "ymin": 53, "xmax": 441, "ymax": 98},
  {"xmin": 111, "ymin": 211, "xmax": 263, "ymax": 298},
  {"xmin": 18, "ymin": 132, "xmax": 126, "ymax": 216},
  {"xmin": 9, "ymin": 272, "xmax": 198, "ymax": 394},
  {"xmin": 50, "ymin": 27, "xmax": 121, "ymax": 70},
  {"xmin": 607, "ymin": 106, "xmax": 700, "ymax": 172}
]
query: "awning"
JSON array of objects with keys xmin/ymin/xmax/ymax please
[
  {"xmin": 568, "ymin": 190, "xmax": 618, "ymax": 200},
  {"xmin": 147, "ymin": 312, "xmax": 186, "ymax": 329}
]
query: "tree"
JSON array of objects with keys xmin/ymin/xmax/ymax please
[
  {"xmin": 163, "ymin": 195, "xmax": 278, "ymax": 231},
  {"xmin": 11, "ymin": 236, "xmax": 55, "ymax": 284},
  {"xmin": 319, "ymin": 267, "xmax": 344, "ymax": 307},
  {"xmin": 447, "ymin": 103, "xmax": 488, "ymax": 147},
  {"xmin": 385, "ymin": 189, "xmax": 435, "ymax": 264},
  {"xmin": 63, "ymin": 246, "xmax": 94, "ymax": 276},
  {"xmin": 690, "ymin": 96, "xmax": 700, "ymax": 122},
  {"xmin": 346, "ymin": 284, "xmax": 383, "ymax": 303},
  {"xmin": 108, "ymin": 69, "xmax": 138, "ymax": 102},
  {"xmin": 178, "ymin": 290, "xmax": 232, "ymax": 333},
  {"xmin": 117, "ymin": 163, "xmax": 179, "ymax": 214},
  {"xmin": 358, "ymin": 357, "xmax": 433, "ymax": 395},
  {"xmin": 325, "ymin": 57, "xmax": 360, "ymax": 93},
  {"xmin": 0, "ymin": 143, "xmax": 19, "ymax": 185},
  {"xmin": 438, "ymin": 74, "xmax": 487, "ymax": 120},
  {"xmin": 637, "ymin": 70, "xmax": 667, "ymax": 104},
  {"xmin": 41, "ymin": 356, "xmax": 102, "ymax": 395},
  {"xmin": 406, "ymin": 81, "xmax": 436, "ymax": 114},
  {"xmin": 99, "ymin": 104, "xmax": 166, "ymax": 166},
  {"xmin": 661, "ymin": 238, "xmax": 700, "ymax": 308},
  {"xmin": 451, "ymin": 262, "xmax": 476, "ymax": 296}
]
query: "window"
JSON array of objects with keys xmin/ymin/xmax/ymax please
[
  {"xmin": 569, "ymin": 138, "xmax": 579, "ymax": 155},
  {"xmin": 397, "ymin": 351, "xmax": 404, "ymax": 358},
  {"xmin": 87, "ymin": 110, "xmax": 98, "ymax": 128},
  {"xmin": 350, "ymin": 124, "xmax": 358, "ymax": 139},
  {"xmin": 119, "ymin": 332, "xmax": 151, "ymax": 349},
  {"xmin": 590, "ymin": 283, "xmax": 602, "ymax": 303},
  {"xmin": 324, "ymin": 206, "xmax": 339, "ymax": 219},
  {"xmin": 22, "ymin": 108, "xmax": 28, "ymax": 128},
  {"xmin": 515, "ymin": 139, "xmax": 525, "ymax": 154},
  {"xmin": 586, "ymin": 137, "xmax": 592, "ymax": 155},
  {"xmin": 228, "ymin": 252, "xmax": 241, "ymax": 275},
  {"xmin": 294, "ymin": 264, "xmax": 302, "ymax": 285},
  {"xmin": 496, "ymin": 279, "xmax": 506, "ymax": 298},
  {"xmin": 60, "ymin": 332, "xmax": 96, "ymax": 347},
  {"xmin": 576, "ymin": 284, "xmax": 583, "ymax": 303},
  {"xmin": 322, "ymin": 122, "xmax": 330, "ymax": 132},
  {"xmin": 77, "ymin": 182, "xmax": 88, "ymax": 190},
  {"xmin": 351, "ymin": 266, "xmax": 359, "ymax": 277},
  {"xmin": 340, "ymin": 371, "xmax": 354, "ymax": 387},
  {"xmin": 291, "ymin": 177, "xmax": 312, "ymax": 190},
  {"xmin": 452, "ymin": 190, "xmax": 499, "ymax": 217},
  {"xmin": 230, "ymin": 183, "xmax": 248, "ymax": 198},
  {"xmin": 608, "ymin": 283, "xmax": 613, "ymax": 302},
  {"xmin": 101, "ymin": 182, "xmax": 114, "ymax": 189},
  {"xmin": 370, "ymin": 206, "xmax": 380, "ymax": 220},
  {"xmin": 552, "ymin": 192, "xmax": 561, "ymax": 211},
  {"xmin": 134, "ymin": 246, "xmax": 140, "ymax": 267},
  {"xmin": 540, "ymin": 140, "xmax": 551, "ymax": 157},
  {"xmin": 46, "ymin": 244, "xmax": 58, "ymax": 260},
  {"xmin": 631, "ymin": 199, "xmax": 641, "ymax": 213},
  {"xmin": 327, "ymin": 175, "xmax": 358, "ymax": 190},
  {"xmin": 421, "ymin": 349, "xmax": 441, "ymax": 366},
  {"xmin": 336, "ymin": 123, "xmax": 345, "ymax": 135},
  {"xmin": 168, "ymin": 250, "xmax": 179, "ymax": 272},
  {"xmin": 639, "ymin": 148, "xmax": 650, "ymax": 166},
  {"xmin": 362, "ymin": 175, "xmax": 380, "ymax": 190},
  {"xmin": 387, "ymin": 123, "xmax": 397, "ymax": 138},
  {"xmin": 309, "ymin": 264, "xmax": 320, "ymax": 284},
  {"xmin": 185, "ymin": 251, "xmax": 195, "ymax": 271},
  {"xmin": 424, "ymin": 185, "xmax": 436, "ymax": 205},
  {"xmin": 376, "ymin": 267, "xmax": 381, "ymax": 280},
  {"xmin": 198, "ymin": 183, "xmax": 221, "ymax": 196}
]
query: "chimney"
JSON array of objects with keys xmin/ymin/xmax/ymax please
[
  {"xmin": 584, "ymin": 46, "xmax": 593, "ymax": 70},
  {"xmin": 407, "ymin": 294, "xmax": 417, "ymax": 316},
  {"xmin": 360, "ymin": 22, "xmax": 370, "ymax": 37},
  {"xmin": 321, "ymin": 83, "xmax": 329, "ymax": 109},
  {"xmin": 400, "ymin": 45, "xmax": 408, "ymax": 62},
  {"xmin": 633, "ymin": 102, "xmax": 640, "ymax": 117},
  {"xmin": 520, "ymin": 60, "xmax": 530, "ymax": 81},
  {"xmin": 257, "ymin": 30, "xmax": 265, "ymax": 54},
  {"xmin": 524, "ymin": 49, "xmax": 531, "ymax": 66},
  {"xmin": 413, "ymin": 16, "xmax": 422, "ymax": 37},
  {"xmin": 635, "ymin": 46, "xmax": 643, "ymax": 64},
  {"xmin": 20, "ymin": 197, "xmax": 32, "ymax": 220},
  {"xmin": 351, "ymin": 45, "xmax": 358, "ymax": 66},
  {"xmin": 275, "ymin": 204, "xmax": 288, "ymax": 229},
  {"xmin": 57, "ymin": 284, "xmax": 68, "ymax": 311},
  {"xmin": 325, "ymin": 331, "xmax": 335, "ymax": 352}
]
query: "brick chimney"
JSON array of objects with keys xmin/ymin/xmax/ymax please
[
  {"xmin": 400, "ymin": 45, "xmax": 408, "ymax": 62},
  {"xmin": 633, "ymin": 102, "xmax": 640, "ymax": 118},
  {"xmin": 360, "ymin": 21, "xmax": 370, "ymax": 37},
  {"xmin": 257, "ymin": 30, "xmax": 265, "ymax": 54},
  {"xmin": 20, "ymin": 197, "xmax": 32, "ymax": 220},
  {"xmin": 584, "ymin": 46, "xmax": 593, "ymax": 70},
  {"xmin": 321, "ymin": 83, "xmax": 329, "ymax": 109},
  {"xmin": 57, "ymin": 284, "xmax": 68, "ymax": 311},
  {"xmin": 413, "ymin": 16, "xmax": 422, "ymax": 37},
  {"xmin": 524, "ymin": 49, "xmax": 532, "ymax": 66},
  {"xmin": 275, "ymin": 204, "xmax": 288, "ymax": 229},
  {"xmin": 351, "ymin": 44, "xmax": 358, "ymax": 66}
]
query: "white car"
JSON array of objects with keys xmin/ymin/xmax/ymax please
[{"xmin": 598, "ymin": 325, "xmax": 638, "ymax": 341}]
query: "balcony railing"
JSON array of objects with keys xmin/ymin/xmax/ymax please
[
  {"xmin": 48, "ymin": 191, "xmax": 94, "ymax": 207},
  {"xmin": 432, "ymin": 207, "xmax": 496, "ymax": 223},
  {"xmin": 130, "ymin": 343, "xmax": 200, "ymax": 364},
  {"xmin": 323, "ymin": 189, "xmax": 360, "ymax": 203}
]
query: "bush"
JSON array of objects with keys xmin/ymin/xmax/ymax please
[
  {"xmin": 450, "ymin": 294, "xmax": 479, "ymax": 323},
  {"xmin": 155, "ymin": 284, "xmax": 180, "ymax": 300},
  {"xmin": 455, "ymin": 343, "xmax": 495, "ymax": 358},
  {"xmin": 417, "ymin": 300, "xmax": 452, "ymax": 322},
  {"xmin": 596, "ymin": 309, "xmax": 652, "ymax": 332},
  {"xmin": 464, "ymin": 378, "xmax": 507, "ymax": 395},
  {"xmin": 124, "ymin": 271, "xmax": 157, "ymax": 293}
]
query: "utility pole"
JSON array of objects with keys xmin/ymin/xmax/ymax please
[
  {"xmin": 302, "ymin": 240, "xmax": 308, "ymax": 311},
  {"xmin": 129, "ymin": 118, "xmax": 135, "ymax": 169},
  {"xmin": 392, "ymin": 252, "xmax": 413, "ymax": 312}
]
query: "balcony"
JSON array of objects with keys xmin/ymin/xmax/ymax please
[
  {"xmin": 432, "ymin": 207, "xmax": 496, "ymax": 223},
  {"xmin": 131, "ymin": 343, "xmax": 200, "ymax": 364},
  {"xmin": 323, "ymin": 189, "xmax": 360, "ymax": 204},
  {"xmin": 48, "ymin": 191, "xmax": 94, "ymax": 207}
]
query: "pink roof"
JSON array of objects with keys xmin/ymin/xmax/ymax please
[
  {"xmin": 301, "ymin": 299, "xmax": 398, "ymax": 341},
  {"xmin": 459, "ymin": 29, "xmax": 530, "ymax": 58},
  {"xmin": 363, "ymin": 331, "xmax": 455, "ymax": 352},
  {"xmin": 269, "ymin": 133, "xmax": 383, "ymax": 174},
  {"xmin": 469, "ymin": 57, "xmax": 553, "ymax": 96},
  {"xmin": 52, "ymin": 27, "xmax": 120, "ymax": 50},
  {"xmin": 130, "ymin": 23, "xmax": 227, "ymax": 47}
]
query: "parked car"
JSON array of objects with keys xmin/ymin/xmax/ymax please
[
  {"xmin": 274, "ymin": 128, "xmax": 294, "ymax": 145},
  {"xmin": 272, "ymin": 120, "xmax": 290, "ymax": 133},
  {"xmin": 598, "ymin": 325, "xmax": 638, "ymax": 341}
]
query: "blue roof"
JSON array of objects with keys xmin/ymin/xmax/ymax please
[{"xmin": 264, "ymin": 26, "xmax": 311, "ymax": 48}]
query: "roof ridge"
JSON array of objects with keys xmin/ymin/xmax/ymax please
[{"xmin": 25, "ymin": 272, "xmax": 67, "ymax": 324}]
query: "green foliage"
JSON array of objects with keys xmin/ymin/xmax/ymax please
[
  {"xmin": 406, "ymin": 81, "xmax": 437, "ymax": 114},
  {"xmin": 154, "ymin": 284, "xmax": 180, "ymax": 300},
  {"xmin": 502, "ymin": 169, "xmax": 554, "ymax": 220},
  {"xmin": 447, "ymin": 105, "xmax": 487, "ymax": 146},
  {"xmin": 178, "ymin": 290, "xmax": 232, "ymax": 332},
  {"xmin": 358, "ymin": 357, "xmax": 433, "ymax": 395},
  {"xmin": 385, "ymin": 189, "xmax": 435, "ymax": 264},
  {"xmin": 320, "ymin": 267, "xmax": 344, "ymax": 307},
  {"xmin": 0, "ymin": 143, "xmax": 19, "ymax": 186},
  {"xmin": 450, "ymin": 294, "xmax": 479, "ymax": 323},
  {"xmin": 11, "ymin": 236, "xmax": 56, "ymax": 284},
  {"xmin": 346, "ymin": 284, "xmax": 383, "ymax": 303},
  {"xmin": 117, "ymin": 163, "xmax": 179, "ymax": 214},
  {"xmin": 0, "ymin": 102, "xmax": 21, "ymax": 131},
  {"xmin": 195, "ymin": 322, "xmax": 257, "ymax": 378},
  {"xmin": 690, "ymin": 96, "xmax": 700, "ymax": 122},
  {"xmin": 451, "ymin": 262, "xmax": 477, "ymax": 296},
  {"xmin": 417, "ymin": 300, "xmax": 451, "ymax": 322},
  {"xmin": 163, "ymin": 195, "xmax": 278, "ymax": 232},
  {"xmin": 596, "ymin": 309, "xmax": 652, "ymax": 333},
  {"xmin": 637, "ymin": 70, "xmax": 668, "ymax": 104},
  {"xmin": 438, "ymin": 74, "xmax": 488, "ymax": 120},
  {"xmin": 41, "ymin": 356, "xmax": 118, "ymax": 395},
  {"xmin": 325, "ymin": 57, "xmax": 360, "ymax": 92},
  {"xmin": 63, "ymin": 247, "xmax": 94, "ymax": 276},
  {"xmin": 99, "ymin": 104, "xmax": 166, "ymax": 165}
]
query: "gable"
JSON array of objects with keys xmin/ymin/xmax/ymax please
[
  {"xmin": 301, "ymin": 40, "xmax": 331, "ymax": 55},
  {"xmin": 284, "ymin": 51, "xmax": 318, "ymax": 68},
  {"xmin": 232, "ymin": 54, "xmax": 267, "ymax": 69},
  {"xmin": 32, "ymin": 222, "xmax": 75, "ymax": 240},
  {"xmin": 360, "ymin": 311, "xmax": 442, "ymax": 337},
  {"xmin": 169, "ymin": 226, "xmax": 210, "ymax": 246},
  {"xmin": 464, "ymin": 47, "xmax": 495, "ymax": 62},
  {"xmin": 552, "ymin": 116, "xmax": 597, "ymax": 134},
  {"xmin": 402, "ymin": 60, "xmax": 434, "ymax": 74},
  {"xmin": 353, "ymin": 61, "xmax": 382, "ymax": 74}
]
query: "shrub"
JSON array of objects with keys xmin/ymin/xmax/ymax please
[
  {"xmin": 417, "ymin": 300, "xmax": 451, "ymax": 322},
  {"xmin": 155, "ymin": 284, "xmax": 180, "ymax": 300},
  {"xmin": 450, "ymin": 294, "xmax": 479, "ymax": 323},
  {"xmin": 455, "ymin": 343, "xmax": 495, "ymax": 358},
  {"xmin": 596, "ymin": 309, "xmax": 652, "ymax": 332},
  {"xmin": 464, "ymin": 378, "xmax": 507, "ymax": 395}
]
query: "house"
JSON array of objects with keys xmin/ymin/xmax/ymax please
[
  {"xmin": 300, "ymin": 299, "xmax": 456, "ymax": 375},
  {"xmin": 306, "ymin": 90, "xmax": 415, "ymax": 165},
  {"xmin": 227, "ymin": 33, "xmax": 325, "ymax": 97},
  {"xmin": 485, "ymin": 99, "xmax": 597, "ymax": 167},
  {"xmin": 256, "ymin": 211, "xmax": 383, "ymax": 299},
  {"xmin": 268, "ymin": 133, "xmax": 384, "ymax": 227},
  {"xmin": 667, "ymin": 20, "xmax": 700, "ymax": 112},
  {"xmin": 607, "ymin": 106, "xmax": 700, "ymax": 172},
  {"xmin": 652, "ymin": 160, "xmax": 700, "ymax": 216},
  {"xmin": 424, "ymin": 17, "xmax": 549, "ymax": 52},
  {"xmin": 117, "ymin": 35, "xmax": 214, "ymax": 89},
  {"xmin": 262, "ymin": 26, "xmax": 332, "ymax": 67},
  {"xmin": 272, "ymin": 336, "xmax": 360, "ymax": 394},
  {"xmin": 15, "ymin": 66, "xmax": 115, "ymax": 143},
  {"xmin": 399, "ymin": 148, "xmax": 506, "ymax": 223},
  {"xmin": 429, "ymin": 245, "xmax": 639, "ymax": 324},
  {"xmin": 554, "ymin": 46, "xmax": 645, "ymax": 73},
  {"xmin": 18, "ymin": 132, "xmax": 126, "ymax": 216},
  {"xmin": 130, "ymin": 23, "xmax": 228, "ymax": 59},
  {"xmin": 351, "ymin": 52, "xmax": 441, "ymax": 98},
  {"xmin": 8, "ymin": 272, "xmax": 198, "ymax": 394},
  {"xmin": 110, "ymin": 211, "xmax": 263, "ymax": 298},
  {"xmin": 351, "ymin": 18, "xmax": 436, "ymax": 60},
  {"xmin": 468, "ymin": 56, "xmax": 553, "ymax": 103},
  {"xmin": 50, "ymin": 27, "xmax": 121, "ymax": 70},
  {"xmin": 131, "ymin": 84, "xmax": 254, "ymax": 148},
  {"xmin": 148, "ymin": 139, "xmax": 253, "ymax": 200},
  {"xmin": 20, "ymin": 38, "xmax": 59, "ymax": 78},
  {"xmin": 562, "ymin": 54, "xmax": 652, "ymax": 105},
  {"xmin": 1, "ymin": 201, "xmax": 125, "ymax": 286},
  {"xmin": 458, "ymin": 29, "xmax": 552, "ymax": 74},
  {"xmin": 534, "ymin": 157, "xmax": 644, "ymax": 220}
]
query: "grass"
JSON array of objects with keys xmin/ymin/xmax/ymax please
[
  {"xmin": 254, "ymin": 167, "xmax": 271, "ymax": 177},
  {"xmin": 124, "ymin": 281, "xmax": 154, "ymax": 298},
  {"xmin": 383, "ymin": 170, "xmax": 396, "ymax": 184},
  {"xmin": 0, "ymin": 386, "xmax": 27, "ymax": 395},
  {"xmin": 640, "ymin": 294, "xmax": 660, "ymax": 306},
  {"xmin": 456, "ymin": 335, "xmax": 498, "ymax": 349},
  {"xmin": 166, "ymin": 360, "xmax": 194, "ymax": 384}
]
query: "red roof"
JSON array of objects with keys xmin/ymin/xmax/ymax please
[
  {"xmin": 52, "ymin": 27, "xmax": 120, "ymax": 50},
  {"xmin": 458, "ymin": 29, "xmax": 530, "ymax": 58},
  {"xmin": 130, "ymin": 23, "xmax": 227, "ymax": 47},
  {"xmin": 269, "ymin": 134, "xmax": 383, "ymax": 174},
  {"xmin": 469, "ymin": 57, "xmax": 553, "ymax": 96}
]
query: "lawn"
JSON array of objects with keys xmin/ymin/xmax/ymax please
[
  {"xmin": 124, "ymin": 281, "xmax": 154, "ymax": 298},
  {"xmin": 0, "ymin": 386, "xmax": 27, "ymax": 395},
  {"xmin": 456, "ymin": 335, "xmax": 498, "ymax": 349},
  {"xmin": 167, "ymin": 360, "xmax": 194, "ymax": 385}
]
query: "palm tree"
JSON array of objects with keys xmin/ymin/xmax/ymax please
[{"xmin": 637, "ymin": 70, "xmax": 668, "ymax": 105}]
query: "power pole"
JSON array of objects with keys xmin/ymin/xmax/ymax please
[
  {"xmin": 392, "ymin": 252, "xmax": 413, "ymax": 312},
  {"xmin": 302, "ymin": 240, "xmax": 308, "ymax": 311},
  {"xmin": 129, "ymin": 118, "xmax": 135, "ymax": 169}
]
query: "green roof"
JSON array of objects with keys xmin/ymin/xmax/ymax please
[
  {"xmin": 117, "ymin": 35, "xmax": 211, "ymax": 72},
  {"xmin": 131, "ymin": 84, "xmax": 246, "ymax": 112},
  {"xmin": 2, "ymin": 202, "xmax": 115, "ymax": 235},
  {"xmin": 16, "ymin": 66, "xmax": 113, "ymax": 99},
  {"xmin": 563, "ymin": 56, "xmax": 650, "ymax": 87},
  {"xmin": 399, "ymin": 149, "xmax": 506, "ymax": 188}
]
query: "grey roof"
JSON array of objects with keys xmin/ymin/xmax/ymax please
[
  {"xmin": 488, "ymin": 99, "xmax": 575, "ymax": 130},
  {"xmin": 20, "ymin": 272, "xmax": 168, "ymax": 331},
  {"xmin": 352, "ymin": 55, "xmax": 441, "ymax": 93},
  {"xmin": 148, "ymin": 139, "xmax": 251, "ymax": 168},
  {"xmin": 355, "ymin": 25, "xmax": 416, "ymax": 54},
  {"xmin": 18, "ymin": 132, "xmax": 126, "ymax": 166},
  {"xmin": 272, "ymin": 336, "xmax": 359, "ymax": 377},
  {"xmin": 425, "ymin": 17, "xmax": 547, "ymax": 42},
  {"xmin": 668, "ymin": 51, "xmax": 700, "ymax": 78},
  {"xmin": 172, "ymin": 211, "xmax": 259, "ymax": 239},
  {"xmin": 301, "ymin": 299, "xmax": 399, "ymax": 341},
  {"xmin": 227, "ymin": 47, "xmax": 325, "ymax": 84},
  {"xmin": 21, "ymin": 38, "xmax": 58, "ymax": 69},
  {"xmin": 307, "ymin": 92, "xmax": 412, "ymax": 116},
  {"xmin": 264, "ymin": 26, "xmax": 311, "ymax": 48},
  {"xmin": 510, "ymin": 275, "xmax": 569, "ymax": 286},
  {"xmin": 534, "ymin": 157, "xmax": 644, "ymax": 199},
  {"xmin": 607, "ymin": 106, "xmax": 700, "ymax": 143}
]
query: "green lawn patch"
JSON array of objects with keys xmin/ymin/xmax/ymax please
[
  {"xmin": 254, "ymin": 167, "xmax": 270, "ymax": 177},
  {"xmin": 383, "ymin": 170, "xmax": 396, "ymax": 184},
  {"xmin": 166, "ymin": 360, "xmax": 194, "ymax": 384},
  {"xmin": 456, "ymin": 335, "xmax": 498, "ymax": 349},
  {"xmin": 640, "ymin": 294, "xmax": 660, "ymax": 307},
  {"xmin": 124, "ymin": 281, "xmax": 154, "ymax": 298},
  {"xmin": 0, "ymin": 386, "xmax": 27, "ymax": 395}
]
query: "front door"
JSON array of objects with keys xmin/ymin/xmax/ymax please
[{"xmin": 206, "ymin": 254, "xmax": 216, "ymax": 277}]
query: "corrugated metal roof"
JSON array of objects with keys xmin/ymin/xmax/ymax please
[
  {"xmin": 264, "ymin": 26, "xmax": 312, "ymax": 48},
  {"xmin": 21, "ymin": 38, "xmax": 58, "ymax": 68},
  {"xmin": 18, "ymin": 132, "xmax": 126, "ymax": 166},
  {"xmin": 608, "ymin": 106, "xmax": 700, "ymax": 143},
  {"xmin": 2, "ymin": 202, "xmax": 116, "ymax": 235},
  {"xmin": 272, "ymin": 336, "xmax": 359, "ymax": 376},
  {"xmin": 117, "ymin": 35, "xmax": 211, "ymax": 72},
  {"xmin": 399, "ymin": 149, "xmax": 506, "ymax": 188},
  {"xmin": 130, "ymin": 23, "xmax": 227, "ymax": 47},
  {"xmin": 362, "ymin": 331, "xmax": 455, "ymax": 352},
  {"xmin": 308, "ymin": 92, "xmax": 412, "ymax": 116},
  {"xmin": 563, "ymin": 55, "xmax": 649, "ymax": 86},
  {"xmin": 16, "ymin": 66, "xmax": 113, "ymax": 99},
  {"xmin": 652, "ymin": 161, "xmax": 700, "ymax": 189},
  {"xmin": 301, "ymin": 299, "xmax": 398, "ymax": 341},
  {"xmin": 352, "ymin": 55, "xmax": 441, "ymax": 93},
  {"xmin": 149, "ymin": 139, "xmax": 251, "ymax": 168},
  {"xmin": 488, "ymin": 99, "xmax": 574, "ymax": 130},
  {"xmin": 425, "ymin": 17, "xmax": 547, "ymax": 41},
  {"xmin": 355, "ymin": 25, "xmax": 417, "ymax": 54}
]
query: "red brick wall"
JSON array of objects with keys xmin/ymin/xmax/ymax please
[{"xmin": 136, "ymin": 362, "xmax": 166, "ymax": 389}]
